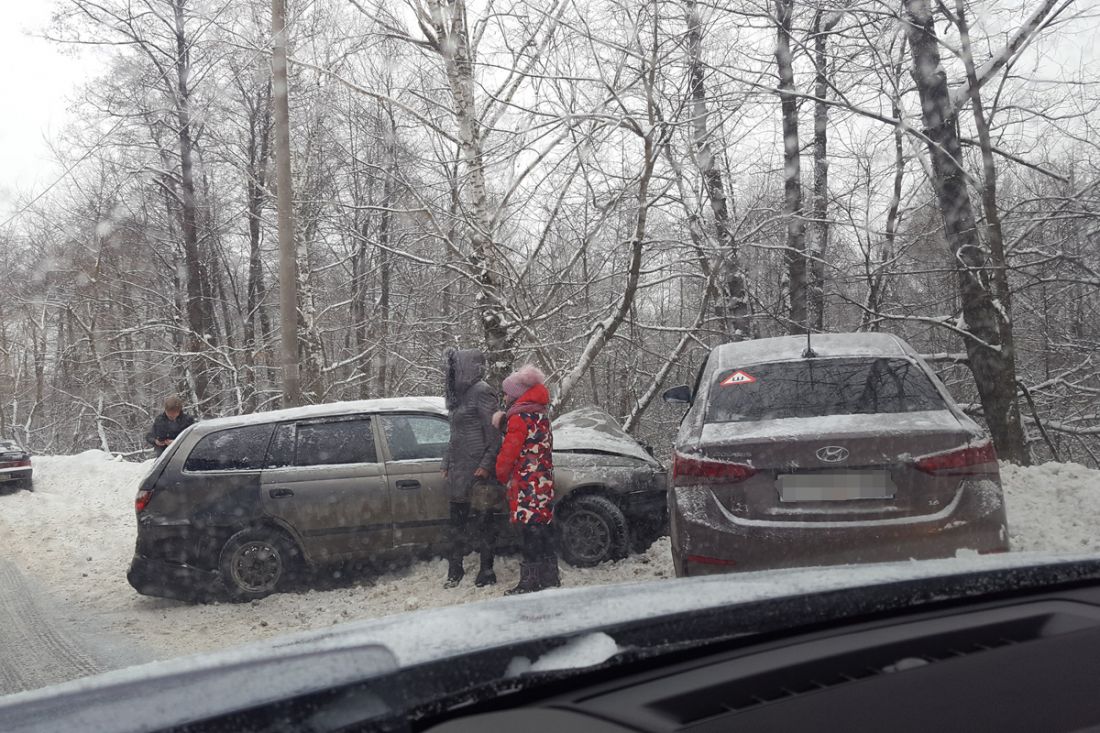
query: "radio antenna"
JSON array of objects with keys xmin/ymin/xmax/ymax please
[{"xmin": 802, "ymin": 328, "xmax": 817, "ymax": 358}]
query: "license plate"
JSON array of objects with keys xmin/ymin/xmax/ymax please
[
  {"xmin": 778, "ymin": 471, "xmax": 895, "ymax": 502},
  {"xmin": 0, "ymin": 474, "xmax": 12, "ymax": 482}
]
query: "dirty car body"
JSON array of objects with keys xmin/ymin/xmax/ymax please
[
  {"xmin": 127, "ymin": 399, "xmax": 667, "ymax": 601},
  {"xmin": 664, "ymin": 333, "xmax": 1011, "ymax": 577}
]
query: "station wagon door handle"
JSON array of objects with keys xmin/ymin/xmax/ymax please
[
  {"xmin": 396, "ymin": 480, "xmax": 421, "ymax": 490},
  {"xmin": 269, "ymin": 488, "xmax": 294, "ymax": 498}
]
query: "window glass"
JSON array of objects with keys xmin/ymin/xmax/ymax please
[
  {"xmin": 706, "ymin": 358, "xmax": 946, "ymax": 423},
  {"xmin": 265, "ymin": 423, "xmax": 296, "ymax": 468},
  {"xmin": 295, "ymin": 419, "xmax": 377, "ymax": 466},
  {"xmin": 183, "ymin": 425, "xmax": 275, "ymax": 472},
  {"xmin": 379, "ymin": 414, "xmax": 450, "ymax": 461}
]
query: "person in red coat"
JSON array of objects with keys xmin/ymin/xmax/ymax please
[{"xmin": 494, "ymin": 364, "xmax": 560, "ymax": 594}]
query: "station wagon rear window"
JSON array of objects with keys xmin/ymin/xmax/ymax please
[
  {"xmin": 183, "ymin": 425, "xmax": 275, "ymax": 472},
  {"xmin": 706, "ymin": 358, "xmax": 946, "ymax": 423},
  {"xmin": 295, "ymin": 418, "xmax": 377, "ymax": 466}
]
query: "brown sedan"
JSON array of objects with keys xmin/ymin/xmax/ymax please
[{"xmin": 663, "ymin": 333, "xmax": 1010, "ymax": 576}]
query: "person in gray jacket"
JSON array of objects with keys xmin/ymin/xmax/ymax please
[{"xmin": 441, "ymin": 348, "xmax": 502, "ymax": 588}]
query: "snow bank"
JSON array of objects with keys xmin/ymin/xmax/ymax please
[
  {"xmin": 1001, "ymin": 461, "xmax": 1100, "ymax": 554},
  {"xmin": 0, "ymin": 452, "xmax": 1097, "ymax": 666}
]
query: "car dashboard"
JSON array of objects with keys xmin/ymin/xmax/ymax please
[{"xmin": 426, "ymin": 593, "xmax": 1100, "ymax": 732}]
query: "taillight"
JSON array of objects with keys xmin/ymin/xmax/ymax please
[
  {"xmin": 135, "ymin": 489, "xmax": 153, "ymax": 513},
  {"xmin": 672, "ymin": 453, "xmax": 757, "ymax": 485},
  {"xmin": 0, "ymin": 459, "xmax": 30, "ymax": 469},
  {"xmin": 914, "ymin": 440, "xmax": 998, "ymax": 475}
]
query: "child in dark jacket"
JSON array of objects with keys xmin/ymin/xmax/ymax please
[{"xmin": 494, "ymin": 364, "xmax": 560, "ymax": 594}]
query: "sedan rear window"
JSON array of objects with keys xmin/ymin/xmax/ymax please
[{"xmin": 706, "ymin": 358, "xmax": 946, "ymax": 423}]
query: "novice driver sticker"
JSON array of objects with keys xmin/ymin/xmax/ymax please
[{"xmin": 720, "ymin": 370, "xmax": 757, "ymax": 386}]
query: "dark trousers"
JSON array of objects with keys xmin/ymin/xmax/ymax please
[
  {"xmin": 447, "ymin": 501, "xmax": 497, "ymax": 568},
  {"xmin": 520, "ymin": 522, "xmax": 556, "ymax": 564}
]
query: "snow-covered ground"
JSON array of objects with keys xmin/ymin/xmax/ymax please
[{"xmin": 0, "ymin": 452, "xmax": 1098, "ymax": 665}]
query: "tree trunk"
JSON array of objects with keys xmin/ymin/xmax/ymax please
[
  {"xmin": 173, "ymin": 0, "xmax": 215, "ymax": 409},
  {"xmin": 863, "ymin": 40, "xmax": 906, "ymax": 332},
  {"xmin": 685, "ymin": 0, "xmax": 750, "ymax": 341},
  {"xmin": 903, "ymin": 0, "xmax": 1029, "ymax": 463},
  {"xmin": 808, "ymin": 10, "xmax": 838, "ymax": 332},
  {"xmin": 775, "ymin": 0, "xmax": 808, "ymax": 334},
  {"xmin": 244, "ymin": 78, "xmax": 273, "ymax": 412},
  {"xmin": 272, "ymin": 0, "xmax": 301, "ymax": 407},
  {"xmin": 426, "ymin": 0, "xmax": 514, "ymax": 385}
]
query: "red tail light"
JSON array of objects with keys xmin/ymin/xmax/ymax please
[
  {"xmin": 0, "ymin": 459, "xmax": 30, "ymax": 469},
  {"xmin": 672, "ymin": 453, "xmax": 757, "ymax": 485},
  {"xmin": 135, "ymin": 489, "xmax": 153, "ymax": 513},
  {"xmin": 914, "ymin": 440, "xmax": 998, "ymax": 475}
]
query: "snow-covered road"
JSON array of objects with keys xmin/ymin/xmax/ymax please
[{"xmin": 0, "ymin": 451, "xmax": 1098, "ymax": 691}]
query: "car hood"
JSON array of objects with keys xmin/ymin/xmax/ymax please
[
  {"xmin": 5, "ymin": 553, "xmax": 1100, "ymax": 732},
  {"xmin": 553, "ymin": 407, "xmax": 657, "ymax": 465}
]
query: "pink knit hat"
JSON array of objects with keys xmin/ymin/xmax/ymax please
[{"xmin": 502, "ymin": 364, "xmax": 546, "ymax": 401}]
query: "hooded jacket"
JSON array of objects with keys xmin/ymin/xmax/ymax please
[{"xmin": 442, "ymin": 349, "xmax": 501, "ymax": 502}]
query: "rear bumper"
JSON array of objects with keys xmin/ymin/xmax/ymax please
[
  {"xmin": 671, "ymin": 479, "xmax": 1011, "ymax": 577},
  {"xmin": 127, "ymin": 554, "xmax": 223, "ymax": 601},
  {"xmin": 0, "ymin": 469, "xmax": 31, "ymax": 482}
]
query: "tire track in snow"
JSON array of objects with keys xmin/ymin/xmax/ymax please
[{"xmin": 0, "ymin": 559, "xmax": 104, "ymax": 695}]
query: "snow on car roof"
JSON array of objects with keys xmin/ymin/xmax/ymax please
[
  {"xmin": 715, "ymin": 332, "xmax": 911, "ymax": 370},
  {"xmin": 195, "ymin": 396, "xmax": 447, "ymax": 430},
  {"xmin": 553, "ymin": 407, "xmax": 656, "ymax": 464}
]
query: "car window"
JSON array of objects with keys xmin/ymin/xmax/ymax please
[
  {"xmin": 294, "ymin": 418, "xmax": 377, "ymax": 466},
  {"xmin": 379, "ymin": 414, "xmax": 450, "ymax": 461},
  {"xmin": 706, "ymin": 358, "xmax": 946, "ymax": 423},
  {"xmin": 183, "ymin": 425, "xmax": 275, "ymax": 472},
  {"xmin": 265, "ymin": 423, "xmax": 296, "ymax": 468}
]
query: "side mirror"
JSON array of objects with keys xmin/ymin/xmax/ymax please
[
  {"xmin": 662, "ymin": 385, "xmax": 692, "ymax": 405},
  {"xmin": 644, "ymin": 445, "xmax": 656, "ymax": 458}
]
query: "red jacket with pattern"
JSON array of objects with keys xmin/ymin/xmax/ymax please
[{"xmin": 495, "ymin": 383, "xmax": 554, "ymax": 524}]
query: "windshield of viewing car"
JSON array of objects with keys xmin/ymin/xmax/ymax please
[
  {"xmin": 3, "ymin": 0, "xmax": 1100, "ymax": 729},
  {"xmin": 705, "ymin": 358, "xmax": 947, "ymax": 423}
]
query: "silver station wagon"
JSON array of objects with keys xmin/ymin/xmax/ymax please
[{"xmin": 127, "ymin": 398, "xmax": 666, "ymax": 601}]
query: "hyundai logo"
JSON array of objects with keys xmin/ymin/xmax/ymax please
[{"xmin": 816, "ymin": 445, "xmax": 850, "ymax": 463}]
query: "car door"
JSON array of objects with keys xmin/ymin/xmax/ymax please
[
  {"xmin": 260, "ymin": 415, "xmax": 393, "ymax": 563},
  {"xmin": 375, "ymin": 412, "xmax": 451, "ymax": 549}
]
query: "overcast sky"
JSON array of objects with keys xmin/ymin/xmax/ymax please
[{"xmin": 0, "ymin": 4, "xmax": 93, "ymax": 221}]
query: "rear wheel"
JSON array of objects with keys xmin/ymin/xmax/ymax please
[
  {"xmin": 558, "ymin": 494, "xmax": 629, "ymax": 567},
  {"xmin": 218, "ymin": 527, "xmax": 301, "ymax": 601}
]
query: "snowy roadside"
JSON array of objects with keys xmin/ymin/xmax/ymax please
[{"xmin": 0, "ymin": 452, "xmax": 1097, "ymax": 665}]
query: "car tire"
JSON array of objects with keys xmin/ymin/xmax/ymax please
[
  {"xmin": 558, "ymin": 494, "xmax": 630, "ymax": 567},
  {"xmin": 218, "ymin": 527, "xmax": 301, "ymax": 602},
  {"xmin": 20, "ymin": 478, "xmax": 33, "ymax": 492}
]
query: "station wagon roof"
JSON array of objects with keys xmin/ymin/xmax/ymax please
[
  {"xmin": 191, "ymin": 396, "xmax": 447, "ymax": 431},
  {"xmin": 714, "ymin": 332, "xmax": 912, "ymax": 370}
]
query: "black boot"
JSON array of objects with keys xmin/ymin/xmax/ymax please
[
  {"xmin": 505, "ymin": 562, "xmax": 540, "ymax": 595},
  {"xmin": 540, "ymin": 559, "xmax": 561, "ymax": 589},
  {"xmin": 474, "ymin": 552, "xmax": 496, "ymax": 587},
  {"xmin": 444, "ymin": 557, "xmax": 464, "ymax": 589}
]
